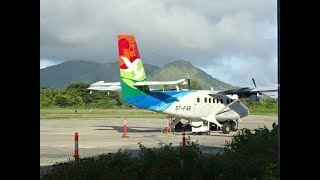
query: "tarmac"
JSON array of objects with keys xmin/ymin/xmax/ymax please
[{"xmin": 40, "ymin": 115, "xmax": 278, "ymax": 167}]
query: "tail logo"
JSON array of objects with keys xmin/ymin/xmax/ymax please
[{"xmin": 120, "ymin": 56, "xmax": 145, "ymax": 79}]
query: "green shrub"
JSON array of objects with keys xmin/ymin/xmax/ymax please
[
  {"xmin": 222, "ymin": 122, "xmax": 279, "ymax": 179},
  {"xmin": 41, "ymin": 124, "xmax": 279, "ymax": 179}
]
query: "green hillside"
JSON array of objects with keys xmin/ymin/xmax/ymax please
[
  {"xmin": 40, "ymin": 60, "xmax": 236, "ymax": 90},
  {"xmin": 149, "ymin": 60, "xmax": 235, "ymax": 90},
  {"xmin": 40, "ymin": 60, "xmax": 159, "ymax": 89}
]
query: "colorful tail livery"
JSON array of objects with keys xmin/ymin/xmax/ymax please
[
  {"xmin": 118, "ymin": 34, "xmax": 149, "ymax": 99},
  {"xmin": 117, "ymin": 34, "xmax": 192, "ymax": 111}
]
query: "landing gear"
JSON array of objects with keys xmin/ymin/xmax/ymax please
[
  {"xmin": 175, "ymin": 122, "xmax": 183, "ymax": 132},
  {"xmin": 174, "ymin": 122, "xmax": 191, "ymax": 132},
  {"xmin": 210, "ymin": 124, "xmax": 218, "ymax": 131},
  {"xmin": 222, "ymin": 122, "xmax": 231, "ymax": 134}
]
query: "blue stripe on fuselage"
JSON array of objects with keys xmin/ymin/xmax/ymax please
[{"xmin": 123, "ymin": 90, "xmax": 196, "ymax": 112}]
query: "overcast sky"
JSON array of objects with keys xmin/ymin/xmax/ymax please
[{"xmin": 40, "ymin": 0, "xmax": 278, "ymax": 88}]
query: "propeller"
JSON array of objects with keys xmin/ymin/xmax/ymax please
[{"xmin": 250, "ymin": 76, "xmax": 264, "ymax": 101}]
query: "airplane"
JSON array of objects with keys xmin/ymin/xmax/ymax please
[{"xmin": 88, "ymin": 34, "xmax": 278, "ymax": 134}]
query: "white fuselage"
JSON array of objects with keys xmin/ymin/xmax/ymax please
[{"xmin": 162, "ymin": 90, "xmax": 249, "ymax": 123}]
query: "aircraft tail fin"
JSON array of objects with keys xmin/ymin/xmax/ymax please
[{"xmin": 118, "ymin": 34, "xmax": 149, "ymax": 100}]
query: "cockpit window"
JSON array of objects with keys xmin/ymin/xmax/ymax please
[{"xmin": 221, "ymin": 99, "xmax": 223, "ymax": 104}]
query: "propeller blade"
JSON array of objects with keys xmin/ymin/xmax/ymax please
[
  {"xmin": 187, "ymin": 76, "xmax": 191, "ymax": 90},
  {"xmin": 251, "ymin": 76, "xmax": 257, "ymax": 88}
]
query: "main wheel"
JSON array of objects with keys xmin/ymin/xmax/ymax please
[
  {"xmin": 210, "ymin": 124, "xmax": 218, "ymax": 131},
  {"xmin": 222, "ymin": 122, "xmax": 231, "ymax": 134},
  {"xmin": 175, "ymin": 122, "xmax": 183, "ymax": 132},
  {"xmin": 230, "ymin": 121, "xmax": 238, "ymax": 131}
]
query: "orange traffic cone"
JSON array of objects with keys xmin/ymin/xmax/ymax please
[{"xmin": 122, "ymin": 117, "xmax": 129, "ymax": 138}]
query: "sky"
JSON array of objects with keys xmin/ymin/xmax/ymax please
[{"xmin": 40, "ymin": 0, "xmax": 278, "ymax": 88}]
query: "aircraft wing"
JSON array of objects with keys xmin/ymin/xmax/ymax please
[
  {"xmin": 133, "ymin": 79, "xmax": 186, "ymax": 86},
  {"xmin": 207, "ymin": 91, "xmax": 228, "ymax": 97},
  {"xmin": 214, "ymin": 85, "xmax": 278, "ymax": 99},
  {"xmin": 250, "ymin": 87, "xmax": 279, "ymax": 93}
]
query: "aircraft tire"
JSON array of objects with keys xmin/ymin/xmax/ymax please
[
  {"xmin": 210, "ymin": 124, "xmax": 218, "ymax": 131},
  {"xmin": 222, "ymin": 122, "xmax": 231, "ymax": 134},
  {"xmin": 230, "ymin": 121, "xmax": 238, "ymax": 131},
  {"xmin": 175, "ymin": 122, "xmax": 183, "ymax": 132},
  {"xmin": 206, "ymin": 131, "xmax": 210, "ymax": 135}
]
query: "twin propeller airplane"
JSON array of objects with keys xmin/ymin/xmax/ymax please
[{"xmin": 88, "ymin": 34, "xmax": 278, "ymax": 134}]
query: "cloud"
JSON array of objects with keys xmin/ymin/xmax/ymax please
[{"xmin": 40, "ymin": 0, "xmax": 277, "ymax": 87}]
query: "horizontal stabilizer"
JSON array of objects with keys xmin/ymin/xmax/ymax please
[
  {"xmin": 133, "ymin": 79, "xmax": 186, "ymax": 86},
  {"xmin": 87, "ymin": 85, "xmax": 121, "ymax": 91},
  {"xmin": 87, "ymin": 86, "xmax": 163, "ymax": 92},
  {"xmin": 90, "ymin": 81, "xmax": 121, "ymax": 86}
]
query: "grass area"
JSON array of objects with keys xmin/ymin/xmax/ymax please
[
  {"xmin": 40, "ymin": 108, "xmax": 168, "ymax": 119},
  {"xmin": 40, "ymin": 104, "xmax": 278, "ymax": 119},
  {"xmin": 249, "ymin": 112, "xmax": 278, "ymax": 116},
  {"xmin": 249, "ymin": 109, "xmax": 278, "ymax": 116},
  {"xmin": 248, "ymin": 105, "xmax": 278, "ymax": 116}
]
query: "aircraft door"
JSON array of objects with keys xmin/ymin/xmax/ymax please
[{"xmin": 194, "ymin": 97, "xmax": 201, "ymax": 115}]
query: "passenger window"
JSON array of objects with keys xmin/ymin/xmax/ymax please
[
  {"xmin": 197, "ymin": 98, "xmax": 200, "ymax": 103},
  {"xmin": 221, "ymin": 99, "xmax": 223, "ymax": 104},
  {"xmin": 227, "ymin": 99, "xmax": 229, "ymax": 104},
  {"xmin": 217, "ymin": 99, "xmax": 219, "ymax": 103},
  {"xmin": 209, "ymin": 98, "xmax": 211, "ymax": 103},
  {"xmin": 204, "ymin": 98, "xmax": 207, "ymax": 103},
  {"xmin": 213, "ymin": 98, "xmax": 215, "ymax": 103}
]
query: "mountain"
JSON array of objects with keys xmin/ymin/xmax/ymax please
[
  {"xmin": 40, "ymin": 60, "xmax": 235, "ymax": 90},
  {"xmin": 148, "ymin": 60, "xmax": 235, "ymax": 90},
  {"xmin": 40, "ymin": 60, "xmax": 159, "ymax": 89}
]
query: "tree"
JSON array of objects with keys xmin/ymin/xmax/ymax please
[
  {"xmin": 64, "ymin": 82, "xmax": 92, "ymax": 104},
  {"xmin": 53, "ymin": 94, "xmax": 75, "ymax": 107},
  {"xmin": 40, "ymin": 93, "xmax": 53, "ymax": 107}
]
